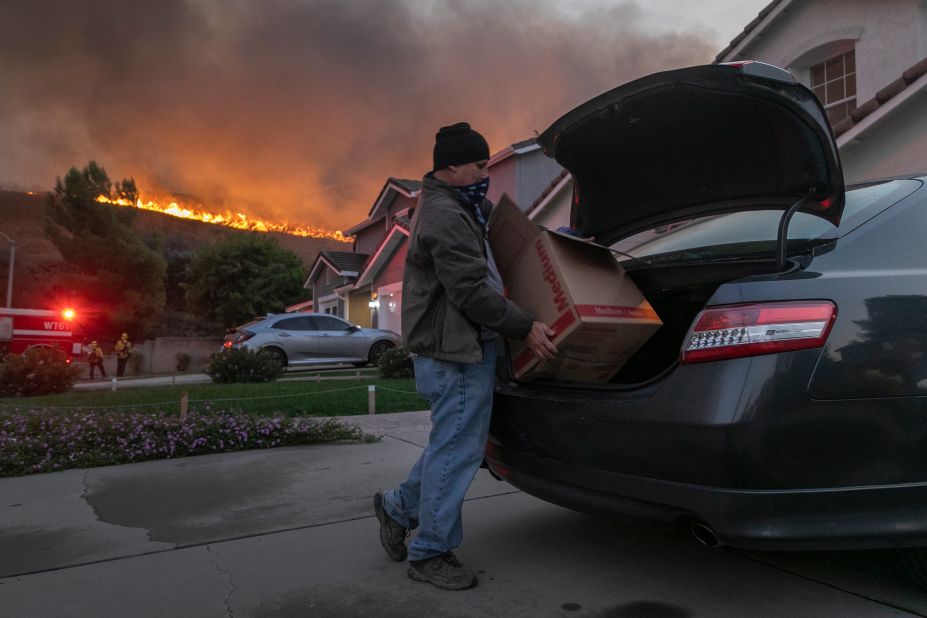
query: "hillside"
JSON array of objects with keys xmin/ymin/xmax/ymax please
[{"xmin": 0, "ymin": 191, "xmax": 351, "ymax": 307}]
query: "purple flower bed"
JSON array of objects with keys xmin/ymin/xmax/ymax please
[{"xmin": 0, "ymin": 408, "xmax": 372, "ymax": 477}]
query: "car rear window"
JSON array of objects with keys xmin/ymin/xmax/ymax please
[
  {"xmin": 613, "ymin": 179, "xmax": 922, "ymax": 263},
  {"xmin": 312, "ymin": 316, "xmax": 351, "ymax": 331},
  {"xmin": 271, "ymin": 317, "xmax": 315, "ymax": 330}
]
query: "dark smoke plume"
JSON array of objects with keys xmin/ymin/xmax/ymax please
[{"xmin": 0, "ymin": 0, "xmax": 716, "ymax": 231}]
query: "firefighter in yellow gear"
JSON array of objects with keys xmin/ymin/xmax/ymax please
[
  {"xmin": 114, "ymin": 332, "xmax": 132, "ymax": 377},
  {"xmin": 87, "ymin": 341, "xmax": 106, "ymax": 379}
]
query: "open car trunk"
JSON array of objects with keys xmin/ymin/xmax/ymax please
[
  {"xmin": 537, "ymin": 62, "xmax": 845, "ymax": 242},
  {"xmin": 524, "ymin": 62, "xmax": 847, "ymax": 386}
]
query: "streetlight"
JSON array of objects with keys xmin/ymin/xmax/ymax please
[{"xmin": 0, "ymin": 232, "xmax": 14, "ymax": 308}]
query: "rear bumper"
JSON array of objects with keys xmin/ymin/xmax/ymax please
[{"xmin": 486, "ymin": 446, "xmax": 927, "ymax": 550}]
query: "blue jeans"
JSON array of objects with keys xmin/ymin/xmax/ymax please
[{"xmin": 383, "ymin": 339, "xmax": 497, "ymax": 561}]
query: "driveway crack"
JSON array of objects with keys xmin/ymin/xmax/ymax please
[
  {"xmin": 206, "ymin": 544, "xmax": 236, "ymax": 618},
  {"xmin": 80, "ymin": 470, "xmax": 91, "ymax": 504},
  {"xmin": 387, "ymin": 434, "xmax": 428, "ymax": 448}
]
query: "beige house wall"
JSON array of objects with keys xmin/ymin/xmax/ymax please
[{"xmin": 347, "ymin": 289, "xmax": 372, "ymax": 327}]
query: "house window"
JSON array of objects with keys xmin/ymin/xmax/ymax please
[{"xmin": 810, "ymin": 49, "xmax": 856, "ymax": 125}]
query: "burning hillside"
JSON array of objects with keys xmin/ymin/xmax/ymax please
[
  {"xmin": 1, "ymin": 1, "xmax": 717, "ymax": 231},
  {"xmin": 95, "ymin": 195, "xmax": 350, "ymax": 242}
]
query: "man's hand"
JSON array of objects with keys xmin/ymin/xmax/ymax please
[{"xmin": 525, "ymin": 321, "xmax": 558, "ymax": 360}]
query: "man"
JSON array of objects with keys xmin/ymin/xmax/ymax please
[
  {"xmin": 114, "ymin": 332, "xmax": 132, "ymax": 377},
  {"xmin": 374, "ymin": 122, "xmax": 557, "ymax": 590}
]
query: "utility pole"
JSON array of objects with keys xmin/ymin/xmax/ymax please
[{"xmin": 0, "ymin": 232, "xmax": 14, "ymax": 308}]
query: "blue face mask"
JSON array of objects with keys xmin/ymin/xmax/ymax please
[
  {"xmin": 455, "ymin": 178, "xmax": 489, "ymax": 206},
  {"xmin": 454, "ymin": 178, "xmax": 490, "ymax": 226}
]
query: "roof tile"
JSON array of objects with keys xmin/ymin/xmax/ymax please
[
  {"xmin": 903, "ymin": 56, "xmax": 927, "ymax": 84},
  {"xmin": 850, "ymin": 98, "xmax": 879, "ymax": 122},
  {"xmin": 743, "ymin": 15, "xmax": 764, "ymax": 33},
  {"xmin": 389, "ymin": 178, "xmax": 422, "ymax": 193},
  {"xmin": 832, "ymin": 55, "xmax": 927, "ymax": 138},
  {"xmin": 757, "ymin": 2, "xmax": 777, "ymax": 18},
  {"xmin": 876, "ymin": 77, "xmax": 908, "ymax": 104},
  {"xmin": 832, "ymin": 117, "xmax": 855, "ymax": 137},
  {"xmin": 713, "ymin": 0, "xmax": 783, "ymax": 63},
  {"xmin": 320, "ymin": 250, "xmax": 369, "ymax": 273}
]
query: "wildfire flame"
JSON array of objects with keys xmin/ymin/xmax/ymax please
[{"xmin": 95, "ymin": 195, "xmax": 350, "ymax": 242}]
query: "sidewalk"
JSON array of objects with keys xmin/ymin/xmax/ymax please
[
  {"xmin": 73, "ymin": 373, "xmax": 212, "ymax": 391},
  {"xmin": 73, "ymin": 367, "xmax": 383, "ymax": 391}
]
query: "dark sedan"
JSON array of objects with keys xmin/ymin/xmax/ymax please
[{"xmin": 487, "ymin": 62, "xmax": 927, "ymax": 583}]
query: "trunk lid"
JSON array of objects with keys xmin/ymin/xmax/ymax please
[{"xmin": 537, "ymin": 62, "xmax": 845, "ymax": 242}]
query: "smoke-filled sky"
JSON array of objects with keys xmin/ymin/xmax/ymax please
[{"xmin": 0, "ymin": 0, "xmax": 768, "ymax": 232}]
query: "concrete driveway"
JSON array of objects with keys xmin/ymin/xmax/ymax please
[{"xmin": 1, "ymin": 411, "xmax": 925, "ymax": 617}]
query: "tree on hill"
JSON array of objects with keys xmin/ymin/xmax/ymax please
[
  {"xmin": 45, "ymin": 161, "xmax": 166, "ymax": 342},
  {"xmin": 185, "ymin": 235, "xmax": 307, "ymax": 328}
]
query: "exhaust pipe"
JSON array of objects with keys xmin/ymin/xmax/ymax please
[{"xmin": 690, "ymin": 522, "xmax": 724, "ymax": 548}]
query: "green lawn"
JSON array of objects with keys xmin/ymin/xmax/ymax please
[{"xmin": 0, "ymin": 379, "xmax": 425, "ymax": 417}]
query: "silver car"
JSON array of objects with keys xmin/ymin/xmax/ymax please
[{"xmin": 222, "ymin": 313, "xmax": 400, "ymax": 368}]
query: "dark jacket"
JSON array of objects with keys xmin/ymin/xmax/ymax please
[{"xmin": 401, "ymin": 174, "xmax": 533, "ymax": 362}]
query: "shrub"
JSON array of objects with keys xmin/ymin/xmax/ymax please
[
  {"xmin": 0, "ymin": 347, "xmax": 82, "ymax": 397},
  {"xmin": 206, "ymin": 348, "xmax": 283, "ymax": 383},
  {"xmin": 378, "ymin": 345, "xmax": 414, "ymax": 378},
  {"xmin": 175, "ymin": 352, "xmax": 192, "ymax": 372},
  {"xmin": 0, "ymin": 408, "xmax": 375, "ymax": 477}
]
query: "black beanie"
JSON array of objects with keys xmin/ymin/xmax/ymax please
[{"xmin": 433, "ymin": 122, "xmax": 490, "ymax": 170}]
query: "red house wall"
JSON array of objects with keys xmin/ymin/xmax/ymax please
[
  {"xmin": 353, "ymin": 222, "xmax": 382, "ymax": 256},
  {"xmin": 373, "ymin": 241, "xmax": 408, "ymax": 291}
]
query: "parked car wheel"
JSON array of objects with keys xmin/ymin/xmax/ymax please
[
  {"xmin": 263, "ymin": 347, "xmax": 287, "ymax": 368},
  {"xmin": 368, "ymin": 341, "xmax": 394, "ymax": 365}
]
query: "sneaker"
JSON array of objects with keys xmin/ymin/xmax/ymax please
[
  {"xmin": 374, "ymin": 491, "xmax": 408, "ymax": 561},
  {"xmin": 407, "ymin": 552, "xmax": 478, "ymax": 590}
]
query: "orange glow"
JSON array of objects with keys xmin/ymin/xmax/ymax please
[
  {"xmin": 95, "ymin": 194, "xmax": 350, "ymax": 242},
  {"xmin": 62, "ymin": 308, "xmax": 76, "ymax": 320}
]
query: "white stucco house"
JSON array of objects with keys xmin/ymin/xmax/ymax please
[{"xmin": 529, "ymin": 0, "xmax": 927, "ymax": 225}]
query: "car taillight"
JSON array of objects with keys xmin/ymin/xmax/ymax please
[
  {"xmin": 232, "ymin": 330, "xmax": 255, "ymax": 345},
  {"xmin": 681, "ymin": 300, "xmax": 836, "ymax": 363}
]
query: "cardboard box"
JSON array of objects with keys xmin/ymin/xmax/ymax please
[{"xmin": 488, "ymin": 195, "xmax": 662, "ymax": 383}]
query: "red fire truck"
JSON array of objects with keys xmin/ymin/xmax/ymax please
[{"xmin": 0, "ymin": 307, "xmax": 82, "ymax": 361}]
